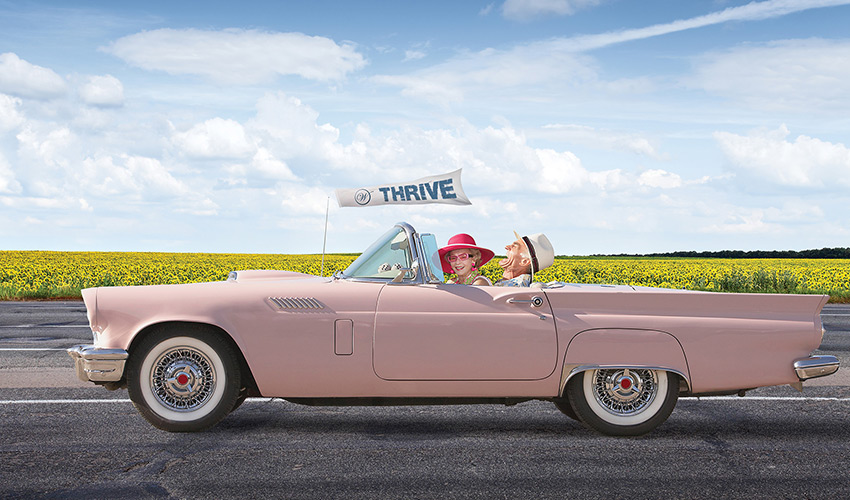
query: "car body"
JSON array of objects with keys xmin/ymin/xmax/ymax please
[{"xmin": 69, "ymin": 222, "xmax": 840, "ymax": 435}]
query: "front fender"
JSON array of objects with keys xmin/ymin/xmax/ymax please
[{"xmin": 560, "ymin": 328, "xmax": 690, "ymax": 394}]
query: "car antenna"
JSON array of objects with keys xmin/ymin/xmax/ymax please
[{"xmin": 320, "ymin": 197, "xmax": 329, "ymax": 277}]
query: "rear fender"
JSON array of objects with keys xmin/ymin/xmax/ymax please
[{"xmin": 560, "ymin": 328, "xmax": 691, "ymax": 395}]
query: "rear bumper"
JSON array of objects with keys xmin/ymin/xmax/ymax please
[
  {"xmin": 67, "ymin": 345, "xmax": 128, "ymax": 383},
  {"xmin": 794, "ymin": 355, "xmax": 840, "ymax": 381}
]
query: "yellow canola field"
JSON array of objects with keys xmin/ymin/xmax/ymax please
[
  {"xmin": 529, "ymin": 257, "xmax": 850, "ymax": 296},
  {"xmin": 0, "ymin": 251, "xmax": 357, "ymax": 299},
  {"xmin": 1, "ymin": 251, "xmax": 849, "ymax": 301}
]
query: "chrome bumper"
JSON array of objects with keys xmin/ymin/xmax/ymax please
[
  {"xmin": 67, "ymin": 345, "xmax": 128, "ymax": 383},
  {"xmin": 794, "ymin": 355, "xmax": 840, "ymax": 381}
]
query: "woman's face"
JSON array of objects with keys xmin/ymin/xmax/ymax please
[{"xmin": 447, "ymin": 248, "xmax": 476, "ymax": 277}]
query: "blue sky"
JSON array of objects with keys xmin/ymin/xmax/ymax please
[{"xmin": 2, "ymin": 0, "xmax": 850, "ymax": 256}]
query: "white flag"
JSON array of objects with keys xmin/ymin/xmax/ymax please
[{"xmin": 335, "ymin": 169, "xmax": 471, "ymax": 207}]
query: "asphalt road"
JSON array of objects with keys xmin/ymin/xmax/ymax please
[{"xmin": 1, "ymin": 301, "xmax": 849, "ymax": 499}]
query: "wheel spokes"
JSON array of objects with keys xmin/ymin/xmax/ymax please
[
  {"xmin": 594, "ymin": 369, "xmax": 657, "ymax": 416},
  {"xmin": 151, "ymin": 347, "xmax": 216, "ymax": 411}
]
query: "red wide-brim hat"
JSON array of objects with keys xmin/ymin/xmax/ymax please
[{"xmin": 437, "ymin": 233, "xmax": 495, "ymax": 273}]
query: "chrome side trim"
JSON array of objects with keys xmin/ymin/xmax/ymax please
[
  {"xmin": 794, "ymin": 355, "xmax": 840, "ymax": 381},
  {"xmin": 268, "ymin": 297, "xmax": 325, "ymax": 310},
  {"xmin": 67, "ymin": 344, "xmax": 128, "ymax": 383}
]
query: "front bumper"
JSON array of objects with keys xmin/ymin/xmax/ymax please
[
  {"xmin": 794, "ymin": 355, "xmax": 840, "ymax": 381},
  {"xmin": 67, "ymin": 345, "xmax": 128, "ymax": 383}
]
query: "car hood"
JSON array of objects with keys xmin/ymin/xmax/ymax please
[{"xmin": 227, "ymin": 270, "xmax": 319, "ymax": 282}]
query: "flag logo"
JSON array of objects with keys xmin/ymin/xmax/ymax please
[
  {"xmin": 354, "ymin": 189, "xmax": 371, "ymax": 205},
  {"xmin": 336, "ymin": 169, "xmax": 471, "ymax": 207}
]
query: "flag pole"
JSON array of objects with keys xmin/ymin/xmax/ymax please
[{"xmin": 320, "ymin": 197, "xmax": 329, "ymax": 277}]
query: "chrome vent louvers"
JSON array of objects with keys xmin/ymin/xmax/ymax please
[{"xmin": 268, "ymin": 297, "xmax": 324, "ymax": 310}]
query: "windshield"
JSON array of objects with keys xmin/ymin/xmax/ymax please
[
  {"xmin": 420, "ymin": 233, "xmax": 445, "ymax": 284},
  {"xmin": 343, "ymin": 226, "xmax": 414, "ymax": 279}
]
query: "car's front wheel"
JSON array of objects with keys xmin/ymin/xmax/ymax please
[
  {"xmin": 126, "ymin": 326, "xmax": 241, "ymax": 432},
  {"xmin": 551, "ymin": 397, "xmax": 579, "ymax": 421},
  {"xmin": 566, "ymin": 368, "xmax": 678, "ymax": 436}
]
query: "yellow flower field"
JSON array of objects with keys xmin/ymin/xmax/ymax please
[
  {"xmin": 0, "ymin": 251, "xmax": 357, "ymax": 300},
  {"xmin": 1, "ymin": 251, "xmax": 848, "ymax": 302}
]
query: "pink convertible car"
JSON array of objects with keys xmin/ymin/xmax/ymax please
[{"xmin": 69, "ymin": 222, "xmax": 839, "ymax": 436}]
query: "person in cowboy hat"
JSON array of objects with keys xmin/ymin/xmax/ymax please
[
  {"xmin": 438, "ymin": 234, "xmax": 495, "ymax": 286},
  {"xmin": 494, "ymin": 231, "xmax": 554, "ymax": 287}
]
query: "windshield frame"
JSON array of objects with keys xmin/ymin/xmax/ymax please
[{"xmin": 341, "ymin": 222, "xmax": 442, "ymax": 284}]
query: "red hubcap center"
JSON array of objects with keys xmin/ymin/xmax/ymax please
[
  {"xmin": 177, "ymin": 373, "xmax": 190, "ymax": 385},
  {"xmin": 620, "ymin": 378, "xmax": 632, "ymax": 390}
]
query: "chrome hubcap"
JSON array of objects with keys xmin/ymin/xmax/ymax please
[
  {"xmin": 151, "ymin": 347, "xmax": 215, "ymax": 411},
  {"xmin": 592, "ymin": 369, "xmax": 657, "ymax": 416}
]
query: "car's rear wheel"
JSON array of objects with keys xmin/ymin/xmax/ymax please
[
  {"xmin": 127, "ymin": 326, "xmax": 241, "ymax": 432},
  {"xmin": 566, "ymin": 368, "xmax": 678, "ymax": 436},
  {"xmin": 231, "ymin": 387, "xmax": 249, "ymax": 412}
]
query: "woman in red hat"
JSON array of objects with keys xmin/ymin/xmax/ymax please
[{"xmin": 438, "ymin": 234, "xmax": 495, "ymax": 286}]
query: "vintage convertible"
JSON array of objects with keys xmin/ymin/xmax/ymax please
[{"xmin": 69, "ymin": 222, "xmax": 840, "ymax": 436}]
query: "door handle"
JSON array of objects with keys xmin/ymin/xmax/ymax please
[{"xmin": 507, "ymin": 296, "xmax": 545, "ymax": 308}]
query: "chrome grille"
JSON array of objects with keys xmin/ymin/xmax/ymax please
[{"xmin": 268, "ymin": 297, "xmax": 324, "ymax": 310}]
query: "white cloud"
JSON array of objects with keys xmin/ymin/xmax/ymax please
[
  {"xmin": 173, "ymin": 118, "xmax": 255, "ymax": 159},
  {"xmin": 638, "ymin": 169, "xmax": 682, "ymax": 189},
  {"xmin": 249, "ymin": 92, "xmax": 342, "ymax": 160},
  {"xmin": 549, "ymin": 0, "xmax": 850, "ymax": 52},
  {"xmin": 78, "ymin": 155, "xmax": 187, "ymax": 199},
  {"xmin": 120, "ymin": 156, "xmax": 188, "ymax": 198},
  {"xmin": 373, "ymin": 1, "xmax": 850, "ymax": 105},
  {"xmin": 371, "ymin": 74, "xmax": 465, "ymax": 103},
  {"xmin": 691, "ymin": 38, "xmax": 850, "ymax": 112},
  {"xmin": 278, "ymin": 183, "xmax": 335, "ymax": 215},
  {"xmin": 535, "ymin": 148, "xmax": 597, "ymax": 193},
  {"xmin": 714, "ymin": 125, "xmax": 850, "ymax": 187},
  {"xmin": 175, "ymin": 197, "xmax": 219, "ymax": 216},
  {"xmin": 78, "ymin": 74, "xmax": 124, "ymax": 108},
  {"xmin": 0, "ymin": 195, "xmax": 80, "ymax": 210},
  {"xmin": 0, "ymin": 53, "xmax": 67, "ymax": 99},
  {"xmin": 16, "ymin": 125, "xmax": 74, "ymax": 167},
  {"xmin": 15, "ymin": 125, "xmax": 76, "ymax": 196},
  {"xmin": 0, "ymin": 153, "xmax": 22, "ymax": 194},
  {"xmin": 223, "ymin": 147, "xmax": 299, "ymax": 184},
  {"xmin": 373, "ymin": 44, "xmax": 597, "ymax": 103},
  {"xmin": 326, "ymin": 121, "xmax": 626, "ymax": 196},
  {"xmin": 536, "ymin": 124, "xmax": 660, "ymax": 157},
  {"xmin": 479, "ymin": 3, "xmax": 496, "ymax": 15},
  {"xmin": 700, "ymin": 210, "xmax": 777, "ymax": 234},
  {"xmin": 236, "ymin": 94, "xmax": 630, "ymax": 197},
  {"xmin": 502, "ymin": 0, "xmax": 603, "ymax": 20},
  {"xmin": 403, "ymin": 50, "xmax": 426, "ymax": 62},
  {"xmin": 0, "ymin": 94, "xmax": 25, "ymax": 132},
  {"xmin": 104, "ymin": 28, "xmax": 366, "ymax": 84},
  {"xmin": 766, "ymin": 200, "xmax": 824, "ymax": 223},
  {"xmin": 251, "ymin": 148, "xmax": 298, "ymax": 181}
]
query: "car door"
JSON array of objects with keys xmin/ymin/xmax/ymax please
[{"xmin": 373, "ymin": 284, "xmax": 558, "ymax": 381}]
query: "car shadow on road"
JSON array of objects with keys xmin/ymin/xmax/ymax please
[{"xmin": 202, "ymin": 397, "xmax": 850, "ymax": 442}]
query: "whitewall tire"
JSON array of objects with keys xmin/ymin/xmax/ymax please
[
  {"xmin": 566, "ymin": 368, "xmax": 678, "ymax": 436},
  {"xmin": 127, "ymin": 326, "xmax": 241, "ymax": 432}
]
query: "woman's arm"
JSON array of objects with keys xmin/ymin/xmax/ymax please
[{"xmin": 472, "ymin": 276, "xmax": 492, "ymax": 286}]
